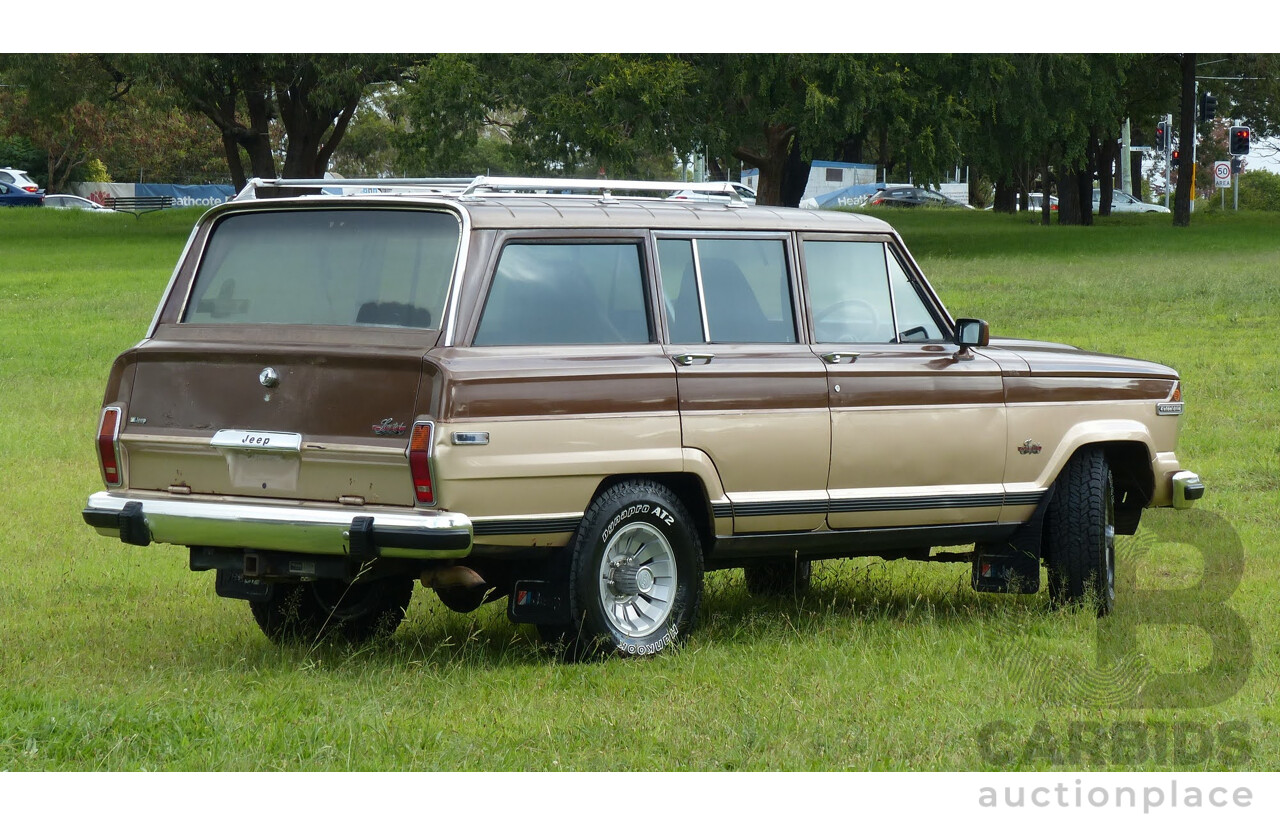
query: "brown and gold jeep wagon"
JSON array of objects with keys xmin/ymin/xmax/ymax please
[{"xmin": 83, "ymin": 176, "xmax": 1204, "ymax": 654}]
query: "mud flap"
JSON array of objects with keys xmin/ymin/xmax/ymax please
[
  {"xmin": 971, "ymin": 492, "xmax": 1051, "ymax": 594},
  {"xmin": 215, "ymin": 569, "xmax": 272, "ymax": 602},
  {"xmin": 507, "ymin": 579, "xmax": 570, "ymax": 624}
]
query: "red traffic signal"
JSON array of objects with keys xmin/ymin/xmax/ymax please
[
  {"xmin": 1230, "ymin": 126, "xmax": 1251, "ymax": 156},
  {"xmin": 1155, "ymin": 122, "xmax": 1168, "ymax": 151},
  {"xmin": 1170, "ymin": 149, "xmax": 1181, "ymax": 166}
]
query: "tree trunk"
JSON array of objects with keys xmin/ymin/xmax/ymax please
[
  {"xmin": 1097, "ymin": 135, "xmax": 1116, "ymax": 217},
  {"xmin": 993, "ymin": 177, "xmax": 1017, "ymax": 213},
  {"xmin": 241, "ymin": 88, "xmax": 277, "ymax": 179},
  {"xmin": 1173, "ymin": 53, "xmax": 1196, "ymax": 227},
  {"xmin": 1058, "ymin": 168, "xmax": 1082, "ymax": 225},
  {"xmin": 1130, "ymin": 150, "xmax": 1143, "ymax": 199},
  {"xmin": 837, "ymin": 132, "xmax": 864, "ymax": 164},
  {"xmin": 222, "ymin": 131, "xmax": 247, "ymax": 191},
  {"xmin": 734, "ymin": 123, "xmax": 796, "ymax": 207},
  {"xmin": 1077, "ymin": 161, "xmax": 1094, "ymax": 226},
  {"xmin": 967, "ymin": 169, "xmax": 985, "ymax": 209},
  {"xmin": 780, "ymin": 134, "xmax": 809, "ymax": 208}
]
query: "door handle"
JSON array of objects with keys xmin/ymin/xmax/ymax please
[
  {"xmin": 821, "ymin": 352, "xmax": 860, "ymax": 364},
  {"xmin": 672, "ymin": 353, "xmax": 715, "ymax": 366}
]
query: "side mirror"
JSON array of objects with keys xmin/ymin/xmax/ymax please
[{"xmin": 955, "ymin": 318, "xmax": 989, "ymax": 355}]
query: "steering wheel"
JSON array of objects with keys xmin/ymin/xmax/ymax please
[{"xmin": 814, "ymin": 298, "xmax": 882, "ymax": 342}]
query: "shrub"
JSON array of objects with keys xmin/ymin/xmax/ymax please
[
  {"xmin": 1237, "ymin": 169, "xmax": 1280, "ymax": 211},
  {"xmin": 81, "ymin": 159, "xmax": 112, "ymax": 183}
]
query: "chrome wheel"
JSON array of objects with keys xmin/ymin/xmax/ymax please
[{"xmin": 597, "ymin": 521, "xmax": 677, "ymax": 638}]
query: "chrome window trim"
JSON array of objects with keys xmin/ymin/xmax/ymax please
[
  {"xmin": 146, "ymin": 223, "xmax": 201, "ymax": 339},
  {"xmin": 689, "ymin": 238, "xmax": 711, "ymax": 342},
  {"xmin": 173, "ymin": 202, "xmax": 466, "ymax": 337}
]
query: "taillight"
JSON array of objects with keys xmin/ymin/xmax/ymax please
[
  {"xmin": 1170, "ymin": 382, "xmax": 1182, "ymax": 402},
  {"xmin": 23, "ymin": 185, "xmax": 38, "ymax": 193},
  {"xmin": 408, "ymin": 421, "xmax": 435, "ymax": 505},
  {"xmin": 97, "ymin": 406, "xmax": 123, "ymax": 487}
]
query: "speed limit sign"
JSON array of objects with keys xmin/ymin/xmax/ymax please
[{"xmin": 1214, "ymin": 160, "xmax": 1232, "ymax": 187}]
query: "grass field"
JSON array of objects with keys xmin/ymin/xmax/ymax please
[{"xmin": 0, "ymin": 206, "xmax": 1276, "ymax": 771}]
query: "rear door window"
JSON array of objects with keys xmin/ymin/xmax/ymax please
[
  {"xmin": 473, "ymin": 241, "xmax": 650, "ymax": 345},
  {"xmin": 656, "ymin": 238, "xmax": 796, "ymax": 344}
]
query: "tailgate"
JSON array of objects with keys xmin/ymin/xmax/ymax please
[{"xmin": 120, "ymin": 337, "xmax": 429, "ymax": 506}]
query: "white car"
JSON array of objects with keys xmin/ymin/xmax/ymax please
[
  {"xmin": 43, "ymin": 194, "xmax": 112, "ymax": 211},
  {"xmin": 667, "ymin": 182, "xmax": 756, "ymax": 205},
  {"xmin": 1094, "ymin": 189, "xmax": 1169, "ymax": 213},
  {"xmin": 0, "ymin": 168, "xmax": 42, "ymax": 194}
]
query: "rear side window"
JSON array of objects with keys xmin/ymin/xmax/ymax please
[
  {"xmin": 657, "ymin": 238, "xmax": 796, "ymax": 344},
  {"xmin": 185, "ymin": 209, "xmax": 460, "ymax": 328},
  {"xmin": 473, "ymin": 242, "xmax": 650, "ymax": 346}
]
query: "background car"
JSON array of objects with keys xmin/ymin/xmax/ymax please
[
  {"xmin": 667, "ymin": 182, "xmax": 757, "ymax": 204},
  {"xmin": 0, "ymin": 181, "xmax": 44, "ymax": 206},
  {"xmin": 0, "ymin": 168, "xmax": 42, "ymax": 194},
  {"xmin": 43, "ymin": 194, "xmax": 112, "ymax": 211},
  {"xmin": 984, "ymin": 193, "xmax": 1059, "ymax": 212},
  {"xmin": 1095, "ymin": 189, "xmax": 1169, "ymax": 213},
  {"xmin": 865, "ymin": 186, "xmax": 973, "ymax": 208}
]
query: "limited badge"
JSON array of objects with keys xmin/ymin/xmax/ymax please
[{"xmin": 372, "ymin": 418, "xmax": 407, "ymax": 436}]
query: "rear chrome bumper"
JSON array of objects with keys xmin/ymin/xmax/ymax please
[
  {"xmin": 82, "ymin": 490, "xmax": 472, "ymax": 559},
  {"xmin": 1171, "ymin": 470, "xmax": 1206, "ymax": 510}
]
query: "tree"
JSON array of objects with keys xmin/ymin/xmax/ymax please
[
  {"xmin": 126, "ymin": 54, "xmax": 413, "ymax": 190},
  {"xmin": 399, "ymin": 54, "xmax": 696, "ymax": 180},
  {"xmin": 0, "ymin": 54, "xmax": 129, "ymax": 191}
]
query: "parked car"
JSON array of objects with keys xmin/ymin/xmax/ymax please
[
  {"xmin": 82, "ymin": 175, "xmax": 1204, "ymax": 657},
  {"xmin": 0, "ymin": 168, "xmax": 42, "ymax": 193},
  {"xmin": 0, "ymin": 181, "xmax": 44, "ymax": 206},
  {"xmin": 1094, "ymin": 189, "xmax": 1170, "ymax": 214},
  {"xmin": 667, "ymin": 182, "xmax": 756, "ymax": 205},
  {"xmin": 865, "ymin": 186, "xmax": 973, "ymax": 208},
  {"xmin": 1023, "ymin": 193, "xmax": 1058, "ymax": 212},
  {"xmin": 43, "ymin": 194, "xmax": 112, "ymax": 211}
]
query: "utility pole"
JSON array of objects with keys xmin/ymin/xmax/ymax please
[{"xmin": 1121, "ymin": 119, "xmax": 1132, "ymax": 195}]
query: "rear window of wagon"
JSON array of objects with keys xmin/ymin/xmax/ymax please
[{"xmin": 184, "ymin": 209, "xmax": 461, "ymax": 329}]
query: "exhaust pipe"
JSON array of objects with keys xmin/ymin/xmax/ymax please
[{"xmin": 420, "ymin": 565, "xmax": 486, "ymax": 590}]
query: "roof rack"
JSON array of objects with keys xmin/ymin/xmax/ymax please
[
  {"xmin": 234, "ymin": 175, "xmax": 750, "ymax": 206},
  {"xmin": 457, "ymin": 176, "xmax": 749, "ymax": 206},
  {"xmin": 234, "ymin": 177, "xmax": 472, "ymax": 201}
]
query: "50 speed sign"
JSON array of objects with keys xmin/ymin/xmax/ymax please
[{"xmin": 1214, "ymin": 160, "xmax": 1232, "ymax": 188}]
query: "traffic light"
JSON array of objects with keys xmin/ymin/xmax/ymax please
[
  {"xmin": 1230, "ymin": 126, "xmax": 1251, "ymax": 155},
  {"xmin": 1155, "ymin": 121, "xmax": 1167, "ymax": 151},
  {"xmin": 1200, "ymin": 92, "xmax": 1217, "ymax": 122},
  {"xmin": 1231, "ymin": 156, "xmax": 1243, "ymax": 174}
]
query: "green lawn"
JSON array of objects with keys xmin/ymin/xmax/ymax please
[{"xmin": 1, "ymin": 206, "xmax": 1275, "ymax": 771}]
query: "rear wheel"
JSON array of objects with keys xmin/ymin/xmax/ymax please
[
  {"xmin": 250, "ymin": 576, "xmax": 414, "ymax": 643},
  {"xmin": 744, "ymin": 557, "xmax": 812, "ymax": 598},
  {"xmin": 552, "ymin": 480, "xmax": 703, "ymax": 659},
  {"xmin": 1045, "ymin": 447, "xmax": 1116, "ymax": 616}
]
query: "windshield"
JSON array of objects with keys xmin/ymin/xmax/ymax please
[{"xmin": 185, "ymin": 208, "xmax": 460, "ymax": 328}]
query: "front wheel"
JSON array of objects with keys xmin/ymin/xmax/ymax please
[
  {"xmin": 560, "ymin": 480, "xmax": 703, "ymax": 658},
  {"xmin": 1045, "ymin": 447, "xmax": 1116, "ymax": 616},
  {"xmin": 250, "ymin": 575, "xmax": 414, "ymax": 644}
]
